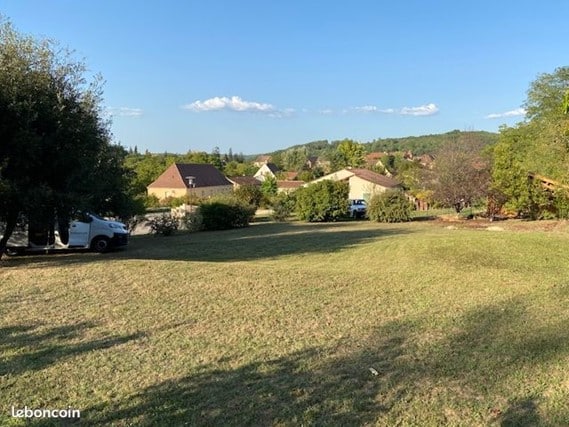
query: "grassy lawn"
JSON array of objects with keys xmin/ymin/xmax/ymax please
[{"xmin": 1, "ymin": 219, "xmax": 569, "ymax": 425}]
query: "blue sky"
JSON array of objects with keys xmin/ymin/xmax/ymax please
[{"xmin": 1, "ymin": 1, "xmax": 567, "ymax": 154}]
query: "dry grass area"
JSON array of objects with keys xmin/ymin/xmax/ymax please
[{"xmin": 1, "ymin": 220, "xmax": 569, "ymax": 426}]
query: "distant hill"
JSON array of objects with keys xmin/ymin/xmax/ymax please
[
  {"xmin": 366, "ymin": 130, "xmax": 498, "ymax": 156},
  {"xmin": 258, "ymin": 130, "xmax": 499, "ymax": 160}
]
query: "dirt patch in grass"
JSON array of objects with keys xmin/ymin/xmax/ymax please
[{"xmin": 431, "ymin": 216, "xmax": 569, "ymax": 233}]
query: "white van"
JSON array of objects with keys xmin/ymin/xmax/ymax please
[{"xmin": 2, "ymin": 212, "xmax": 129, "ymax": 255}]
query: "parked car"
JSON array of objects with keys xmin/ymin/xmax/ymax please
[
  {"xmin": 1, "ymin": 212, "xmax": 129, "ymax": 255},
  {"xmin": 348, "ymin": 199, "xmax": 367, "ymax": 218}
]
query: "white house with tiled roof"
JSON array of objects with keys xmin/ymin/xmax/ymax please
[
  {"xmin": 309, "ymin": 168, "xmax": 402, "ymax": 200},
  {"xmin": 254, "ymin": 163, "xmax": 280, "ymax": 182}
]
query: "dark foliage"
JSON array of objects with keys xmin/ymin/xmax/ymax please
[
  {"xmin": 367, "ymin": 190, "xmax": 413, "ymax": 223},
  {"xmin": 295, "ymin": 180, "xmax": 349, "ymax": 222},
  {"xmin": 199, "ymin": 201, "xmax": 256, "ymax": 230}
]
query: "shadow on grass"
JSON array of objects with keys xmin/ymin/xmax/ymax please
[
  {"xmin": 85, "ymin": 297, "xmax": 569, "ymax": 426},
  {"xmin": 1, "ymin": 222, "xmax": 412, "ymax": 268},
  {"xmin": 0, "ymin": 322, "xmax": 144, "ymax": 376}
]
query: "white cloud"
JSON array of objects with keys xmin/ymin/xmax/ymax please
[
  {"xmin": 485, "ymin": 108, "xmax": 526, "ymax": 119},
  {"xmin": 318, "ymin": 108, "xmax": 335, "ymax": 115},
  {"xmin": 400, "ymin": 103, "xmax": 439, "ymax": 116},
  {"xmin": 106, "ymin": 107, "xmax": 143, "ymax": 117},
  {"xmin": 268, "ymin": 107, "xmax": 296, "ymax": 118},
  {"xmin": 182, "ymin": 96, "xmax": 275, "ymax": 113},
  {"xmin": 350, "ymin": 103, "xmax": 438, "ymax": 116},
  {"xmin": 353, "ymin": 105, "xmax": 378, "ymax": 112}
]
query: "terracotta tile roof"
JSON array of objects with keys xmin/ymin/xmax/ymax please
[
  {"xmin": 365, "ymin": 152, "xmax": 386, "ymax": 161},
  {"xmin": 350, "ymin": 168, "xmax": 401, "ymax": 188},
  {"xmin": 148, "ymin": 163, "xmax": 232, "ymax": 188},
  {"xmin": 284, "ymin": 171, "xmax": 298, "ymax": 180}
]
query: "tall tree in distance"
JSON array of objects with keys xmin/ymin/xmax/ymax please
[
  {"xmin": 428, "ymin": 134, "xmax": 491, "ymax": 213},
  {"xmin": 0, "ymin": 18, "xmax": 136, "ymax": 256},
  {"xmin": 332, "ymin": 139, "xmax": 365, "ymax": 170},
  {"xmin": 283, "ymin": 146, "xmax": 308, "ymax": 172}
]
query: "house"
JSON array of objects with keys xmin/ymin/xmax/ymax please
[
  {"xmin": 277, "ymin": 180, "xmax": 304, "ymax": 194},
  {"xmin": 306, "ymin": 156, "xmax": 319, "ymax": 169},
  {"xmin": 226, "ymin": 176, "xmax": 262, "ymax": 189},
  {"xmin": 364, "ymin": 152, "xmax": 387, "ymax": 168},
  {"xmin": 147, "ymin": 163, "xmax": 233, "ymax": 200},
  {"xmin": 254, "ymin": 162, "xmax": 280, "ymax": 182},
  {"xmin": 309, "ymin": 168, "xmax": 402, "ymax": 200},
  {"xmin": 364, "ymin": 152, "xmax": 394, "ymax": 177},
  {"xmin": 305, "ymin": 156, "xmax": 331, "ymax": 172},
  {"xmin": 253, "ymin": 155, "xmax": 272, "ymax": 167}
]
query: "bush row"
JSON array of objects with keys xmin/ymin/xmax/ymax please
[
  {"xmin": 147, "ymin": 197, "xmax": 256, "ymax": 236},
  {"xmin": 148, "ymin": 186, "xmax": 414, "ymax": 236}
]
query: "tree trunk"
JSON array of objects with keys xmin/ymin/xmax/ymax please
[{"xmin": 0, "ymin": 214, "xmax": 18, "ymax": 261}]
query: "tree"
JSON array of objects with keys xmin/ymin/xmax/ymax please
[
  {"xmin": 0, "ymin": 19, "xmax": 136, "ymax": 256},
  {"xmin": 525, "ymin": 67, "xmax": 569, "ymax": 122},
  {"xmin": 491, "ymin": 67, "xmax": 569, "ymax": 218},
  {"xmin": 428, "ymin": 135, "xmax": 490, "ymax": 213},
  {"xmin": 282, "ymin": 147, "xmax": 308, "ymax": 172},
  {"xmin": 209, "ymin": 146, "xmax": 223, "ymax": 170},
  {"xmin": 332, "ymin": 139, "xmax": 365, "ymax": 169},
  {"xmin": 223, "ymin": 160, "xmax": 256, "ymax": 177},
  {"xmin": 491, "ymin": 125, "xmax": 538, "ymax": 216}
]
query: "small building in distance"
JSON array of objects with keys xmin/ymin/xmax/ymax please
[
  {"xmin": 253, "ymin": 155, "xmax": 272, "ymax": 167},
  {"xmin": 309, "ymin": 168, "xmax": 402, "ymax": 200},
  {"xmin": 254, "ymin": 162, "xmax": 280, "ymax": 182}
]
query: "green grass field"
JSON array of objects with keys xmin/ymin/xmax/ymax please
[{"xmin": 1, "ymin": 219, "xmax": 569, "ymax": 426}]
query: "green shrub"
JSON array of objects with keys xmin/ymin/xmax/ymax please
[
  {"xmin": 147, "ymin": 213, "xmax": 179, "ymax": 236},
  {"xmin": 295, "ymin": 180, "xmax": 349, "ymax": 222},
  {"xmin": 163, "ymin": 194, "xmax": 200, "ymax": 208},
  {"xmin": 367, "ymin": 190, "xmax": 413, "ymax": 223},
  {"xmin": 260, "ymin": 176, "xmax": 278, "ymax": 198},
  {"xmin": 180, "ymin": 211, "xmax": 204, "ymax": 232},
  {"xmin": 234, "ymin": 184, "xmax": 263, "ymax": 208},
  {"xmin": 199, "ymin": 200, "xmax": 256, "ymax": 230},
  {"xmin": 554, "ymin": 188, "xmax": 569, "ymax": 219},
  {"xmin": 144, "ymin": 194, "xmax": 161, "ymax": 208},
  {"xmin": 271, "ymin": 192, "xmax": 296, "ymax": 221}
]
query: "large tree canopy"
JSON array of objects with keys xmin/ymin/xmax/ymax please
[
  {"xmin": 491, "ymin": 66, "xmax": 569, "ymax": 218},
  {"xmin": 332, "ymin": 139, "xmax": 365, "ymax": 169},
  {"xmin": 0, "ymin": 19, "xmax": 137, "ymax": 256}
]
